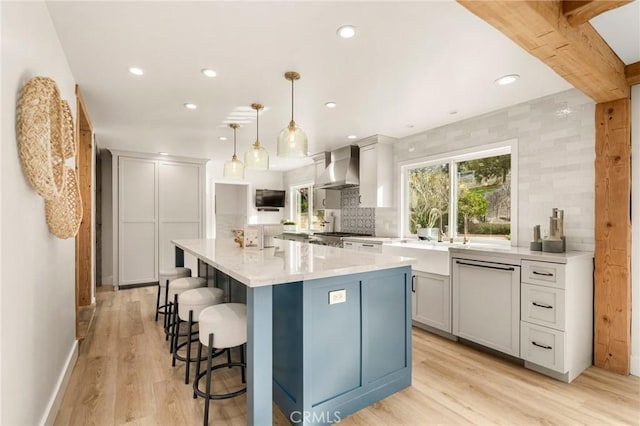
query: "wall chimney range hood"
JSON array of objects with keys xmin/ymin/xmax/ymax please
[{"xmin": 316, "ymin": 145, "xmax": 359, "ymax": 189}]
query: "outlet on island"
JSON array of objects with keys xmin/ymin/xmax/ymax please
[{"xmin": 329, "ymin": 289, "xmax": 347, "ymax": 305}]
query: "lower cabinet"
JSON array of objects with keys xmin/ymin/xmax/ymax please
[
  {"xmin": 412, "ymin": 271, "xmax": 451, "ymax": 333},
  {"xmin": 343, "ymin": 241, "xmax": 383, "ymax": 253}
]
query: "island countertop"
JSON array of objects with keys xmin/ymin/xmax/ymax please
[{"xmin": 172, "ymin": 238, "xmax": 413, "ymax": 288}]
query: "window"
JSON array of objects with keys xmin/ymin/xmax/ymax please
[
  {"xmin": 289, "ymin": 183, "xmax": 325, "ymax": 232},
  {"xmin": 401, "ymin": 141, "xmax": 516, "ymax": 244}
]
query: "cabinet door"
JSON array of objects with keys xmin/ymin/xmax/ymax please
[
  {"xmin": 343, "ymin": 241, "xmax": 356, "ymax": 251},
  {"xmin": 356, "ymin": 242, "xmax": 382, "ymax": 253},
  {"xmin": 358, "ymin": 145, "xmax": 377, "ymax": 207},
  {"xmin": 119, "ymin": 157, "xmax": 158, "ymax": 285},
  {"xmin": 452, "ymin": 259, "xmax": 521, "ymax": 357},
  {"xmin": 158, "ymin": 162, "xmax": 202, "ymax": 273},
  {"xmin": 414, "ymin": 272, "xmax": 451, "ymax": 333}
]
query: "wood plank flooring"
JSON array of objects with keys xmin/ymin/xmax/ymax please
[{"xmin": 55, "ymin": 286, "xmax": 640, "ymax": 425}]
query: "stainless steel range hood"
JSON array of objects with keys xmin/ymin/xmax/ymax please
[{"xmin": 316, "ymin": 145, "xmax": 359, "ymax": 189}]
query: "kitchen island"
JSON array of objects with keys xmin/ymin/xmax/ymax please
[{"xmin": 172, "ymin": 238, "xmax": 413, "ymax": 425}]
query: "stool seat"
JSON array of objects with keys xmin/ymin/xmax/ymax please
[
  {"xmin": 198, "ymin": 303, "xmax": 247, "ymax": 349},
  {"xmin": 159, "ymin": 267, "xmax": 191, "ymax": 287},
  {"xmin": 168, "ymin": 277, "xmax": 206, "ymax": 300},
  {"xmin": 178, "ymin": 287, "xmax": 225, "ymax": 321}
]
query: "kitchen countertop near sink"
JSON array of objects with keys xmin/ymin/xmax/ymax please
[{"xmin": 449, "ymin": 244, "xmax": 593, "ymax": 264}]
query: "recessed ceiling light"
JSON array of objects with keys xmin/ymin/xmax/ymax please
[
  {"xmin": 201, "ymin": 68, "xmax": 217, "ymax": 78},
  {"xmin": 448, "ymin": 110, "xmax": 458, "ymax": 115},
  {"xmin": 128, "ymin": 67, "xmax": 144, "ymax": 76},
  {"xmin": 495, "ymin": 74, "xmax": 520, "ymax": 85},
  {"xmin": 408, "ymin": 147, "xmax": 415, "ymax": 153},
  {"xmin": 219, "ymin": 136, "xmax": 228, "ymax": 141},
  {"xmin": 347, "ymin": 135, "xmax": 357, "ymax": 140},
  {"xmin": 184, "ymin": 103, "xmax": 197, "ymax": 110},
  {"xmin": 325, "ymin": 102, "xmax": 337, "ymax": 108},
  {"xmin": 337, "ymin": 25, "xmax": 356, "ymax": 39},
  {"xmin": 159, "ymin": 152, "xmax": 169, "ymax": 155}
]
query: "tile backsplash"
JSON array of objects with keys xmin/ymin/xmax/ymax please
[{"xmin": 341, "ymin": 187, "xmax": 375, "ymax": 235}]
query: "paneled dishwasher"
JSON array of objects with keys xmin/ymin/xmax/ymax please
[{"xmin": 452, "ymin": 257, "xmax": 521, "ymax": 357}]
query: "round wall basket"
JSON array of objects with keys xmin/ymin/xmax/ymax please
[
  {"xmin": 61, "ymin": 99, "xmax": 76, "ymax": 159},
  {"xmin": 17, "ymin": 76, "xmax": 65, "ymax": 199},
  {"xmin": 45, "ymin": 166, "xmax": 83, "ymax": 239}
]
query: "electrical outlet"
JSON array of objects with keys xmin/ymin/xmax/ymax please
[{"xmin": 329, "ymin": 289, "xmax": 346, "ymax": 305}]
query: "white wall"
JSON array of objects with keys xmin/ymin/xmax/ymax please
[
  {"xmin": 100, "ymin": 149, "xmax": 113, "ymax": 284},
  {"xmin": 631, "ymin": 85, "xmax": 639, "ymax": 376},
  {"xmin": 1, "ymin": 2, "xmax": 77, "ymax": 424}
]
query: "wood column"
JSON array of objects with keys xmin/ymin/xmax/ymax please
[{"xmin": 594, "ymin": 98, "xmax": 631, "ymax": 374}]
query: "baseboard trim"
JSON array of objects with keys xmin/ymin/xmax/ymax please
[
  {"xmin": 40, "ymin": 340, "xmax": 78, "ymax": 426},
  {"xmin": 631, "ymin": 354, "xmax": 639, "ymax": 377}
]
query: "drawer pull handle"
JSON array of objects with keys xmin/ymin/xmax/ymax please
[
  {"xmin": 532, "ymin": 302, "xmax": 553, "ymax": 309},
  {"xmin": 532, "ymin": 341, "xmax": 553, "ymax": 350},
  {"xmin": 532, "ymin": 270, "xmax": 553, "ymax": 277},
  {"xmin": 362, "ymin": 244, "xmax": 375, "ymax": 247},
  {"xmin": 412, "ymin": 275, "xmax": 416, "ymax": 293},
  {"xmin": 456, "ymin": 260, "xmax": 515, "ymax": 271}
]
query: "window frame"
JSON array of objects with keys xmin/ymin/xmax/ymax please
[
  {"xmin": 289, "ymin": 182, "xmax": 314, "ymax": 232},
  {"xmin": 399, "ymin": 139, "xmax": 518, "ymax": 246}
]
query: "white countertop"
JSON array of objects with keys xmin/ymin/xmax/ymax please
[
  {"xmin": 449, "ymin": 245, "xmax": 593, "ymax": 264},
  {"xmin": 172, "ymin": 238, "xmax": 413, "ymax": 287},
  {"xmin": 342, "ymin": 236, "xmax": 398, "ymax": 244}
]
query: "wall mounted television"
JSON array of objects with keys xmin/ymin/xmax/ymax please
[{"xmin": 255, "ymin": 189, "xmax": 286, "ymax": 208}]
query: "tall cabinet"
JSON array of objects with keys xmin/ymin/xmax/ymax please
[{"xmin": 111, "ymin": 150, "xmax": 207, "ymax": 288}]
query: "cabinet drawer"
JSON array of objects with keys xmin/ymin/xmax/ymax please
[
  {"xmin": 520, "ymin": 322, "xmax": 566, "ymax": 373},
  {"xmin": 521, "ymin": 260, "xmax": 566, "ymax": 289},
  {"xmin": 521, "ymin": 283, "xmax": 566, "ymax": 331},
  {"xmin": 343, "ymin": 241, "xmax": 356, "ymax": 250},
  {"xmin": 357, "ymin": 242, "xmax": 382, "ymax": 253}
]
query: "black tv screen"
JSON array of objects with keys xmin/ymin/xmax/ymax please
[{"xmin": 255, "ymin": 189, "xmax": 285, "ymax": 208}]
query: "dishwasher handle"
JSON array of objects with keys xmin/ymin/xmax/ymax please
[{"xmin": 455, "ymin": 260, "xmax": 515, "ymax": 272}]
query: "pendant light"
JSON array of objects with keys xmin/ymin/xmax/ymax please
[
  {"xmin": 277, "ymin": 71, "xmax": 308, "ymax": 158},
  {"xmin": 244, "ymin": 103, "xmax": 269, "ymax": 170},
  {"xmin": 223, "ymin": 123, "xmax": 244, "ymax": 179}
]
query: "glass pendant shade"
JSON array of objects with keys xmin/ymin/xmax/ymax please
[
  {"xmin": 244, "ymin": 103, "xmax": 269, "ymax": 170},
  {"xmin": 223, "ymin": 155, "xmax": 244, "ymax": 179},
  {"xmin": 277, "ymin": 122, "xmax": 308, "ymax": 158},
  {"xmin": 223, "ymin": 123, "xmax": 244, "ymax": 179},
  {"xmin": 245, "ymin": 143, "xmax": 269, "ymax": 169},
  {"xmin": 277, "ymin": 71, "xmax": 308, "ymax": 158}
]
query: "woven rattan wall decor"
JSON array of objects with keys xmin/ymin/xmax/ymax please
[
  {"xmin": 45, "ymin": 166, "xmax": 83, "ymax": 239},
  {"xmin": 17, "ymin": 76, "xmax": 83, "ymax": 239},
  {"xmin": 17, "ymin": 76, "xmax": 65, "ymax": 198}
]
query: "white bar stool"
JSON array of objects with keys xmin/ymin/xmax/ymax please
[
  {"xmin": 193, "ymin": 303, "xmax": 247, "ymax": 426},
  {"xmin": 172, "ymin": 287, "xmax": 225, "ymax": 384},
  {"xmin": 165, "ymin": 277, "xmax": 206, "ymax": 347},
  {"xmin": 156, "ymin": 267, "xmax": 191, "ymax": 323}
]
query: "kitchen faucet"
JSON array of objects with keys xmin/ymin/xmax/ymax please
[{"xmin": 429, "ymin": 208, "xmax": 445, "ymax": 242}]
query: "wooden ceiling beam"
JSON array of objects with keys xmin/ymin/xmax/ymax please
[
  {"xmin": 563, "ymin": 0, "xmax": 633, "ymax": 26},
  {"xmin": 626, "ymin": 61, "xmax": 640, "ymax": 85},
  {"xmin": 457, "ymin": 0, "xmax": 630, "ymax": 103}
]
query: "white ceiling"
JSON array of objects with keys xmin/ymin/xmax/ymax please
[{"xmin": 46, "ymin": 1, "xmax": 638, "ymax": 171}]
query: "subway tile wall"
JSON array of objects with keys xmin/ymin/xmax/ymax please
[
  {"xmin": 385, "ymin": 88, "xmax": 595, "ymax": 251},
  {"xmin": 340, "ymin": 187, "xmax": 376, "ymax": 234}
]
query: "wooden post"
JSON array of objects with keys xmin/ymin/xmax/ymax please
[{"xmin": 594, "ymin": 98, "xmax": 631, "ymax": 374}]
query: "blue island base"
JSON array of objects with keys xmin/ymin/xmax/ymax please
[{"xmin": 272, "ymin": 266, "xmax": 413, "ymax": 425}]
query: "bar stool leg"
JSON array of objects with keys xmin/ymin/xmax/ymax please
[
  {"xmin": 204, "ymin": 333, "xmax": 214, "ymax": 426},
  {"xmin": 171, "ymin": 294, "xmax": 179, "ymax": 358},
  {"xmin": 185, "ymin": 310, "xmax": 194, "ymax": 384},
  {"xmin": 240, "ymin": 344, "xmax": 246, "ymax": 384},
  {"xmin": 194, "ymin": 340, "xmax": 203, "ymax": 399},
  {"xmin": 227, "ymin": 347, "xmax": 232, "ymax": 368},
  {"xmin": 155, "ymin": 283, "xmax": 161, "ymax": 321}
]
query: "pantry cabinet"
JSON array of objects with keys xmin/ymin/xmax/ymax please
[{"xmin": 111, "ymin": 150, "xmax": 207, "ymax": 288}]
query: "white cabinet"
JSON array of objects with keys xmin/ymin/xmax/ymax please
[
  {"xmin": 519, "ymin": 258, "xmax": 593, "ymax": 382},
  {"xmin": 412, "ymin": 272, "xmax": 451, "ymax": 333},
  {"xmin": 312, "ymin": 153, "xmax": 340, "ymax": 209},
  {"xmin": 112, "ymin": 151, "xmax": 206, "ymax": 288},
  {"xmin": 452, "ymin": 257, "xmax": 521, "ymax": 357},
  {"xmin": 357, "ymin": 136, "xmax": 395, "ymax": 208}
]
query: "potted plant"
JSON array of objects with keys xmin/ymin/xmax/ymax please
[{"xmin": 282, "ymin": 220, "xmax": 296, "ymax": 232}]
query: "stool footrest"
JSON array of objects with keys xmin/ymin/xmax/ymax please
[{"xmin": 193, "ymin": 362, "xmax": 247, "ymax": 400}]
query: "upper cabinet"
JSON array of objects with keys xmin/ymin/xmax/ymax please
[
  {"xmin": 358, "ymin": 135, "xmax": 395, "ymax": 208},
  {"xmin": 313, "ymin": 152, "xmax": 341, "ymax": 209}
]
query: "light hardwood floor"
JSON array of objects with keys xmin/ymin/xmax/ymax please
[{"xmin": 55, "ymin": 285, "xmax": 640, "ymax": 426}]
